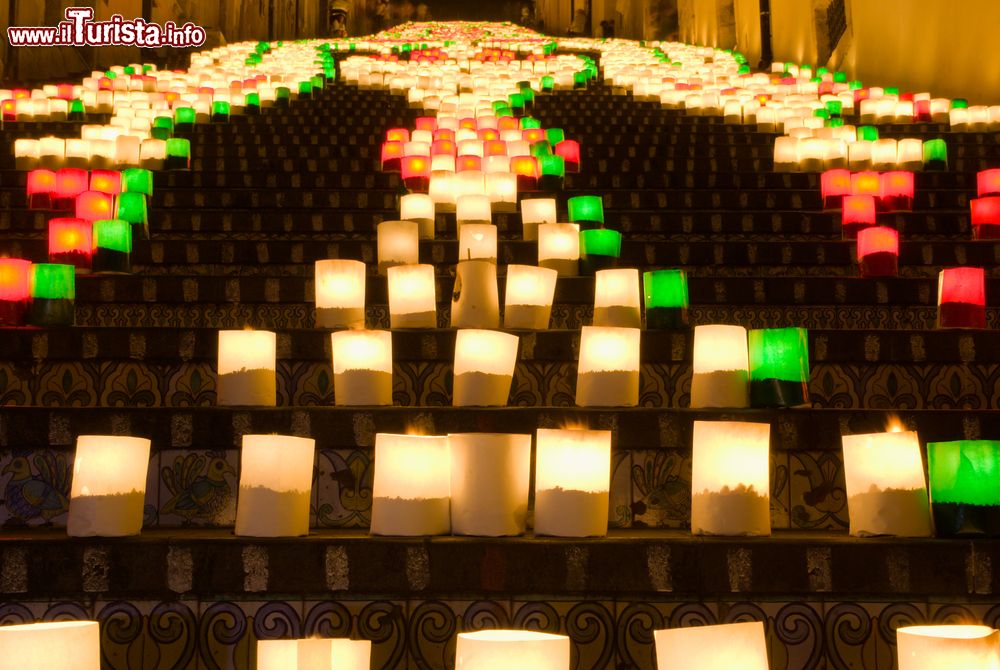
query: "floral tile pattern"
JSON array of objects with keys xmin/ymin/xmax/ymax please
[{"xmin": 314, "ymin": 449, "xmax": 374, "ymax": 529}]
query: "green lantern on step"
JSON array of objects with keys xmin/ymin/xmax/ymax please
[
  {"xmin": 643, "ymin": 269, "xmax": 689, "ymax": 330},
  {"xmin": 928, "ymin": 440, "xmax": 1000, "ymax": 536},
  {"xmin": 579, "ymin": 229, "xmax": 621, "ymax": 275},
  {"xmin": 748, "ymin": 327, "xmax": 810, "ymax": 407},
  {"xmin": 93, "ymin": 219, "xmax": 133, "ymax": 273},
  {"xmin": 29, "ymin": 263, "xmax": 75, "ymax": 327},
  {"xmin": 568, "ymin": 195, "xmax": 604, "ymax": 230}
]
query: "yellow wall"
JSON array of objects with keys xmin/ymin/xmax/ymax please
[
  {"xmin": 768, "ymin": 0, "xmax": 818, "ymax": 66},
  {"xmin": 733, "ymin": 0, "xmax": 760, "ymax": 66}
]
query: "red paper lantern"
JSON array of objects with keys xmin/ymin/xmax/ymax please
[
  {"xmin": 977, "ymin": 169, "xmax": 1000, "ymax": 197},
  {"xmin": 510, "ymin": 155, "xmax": 538, "ymax": 190},
  {"xmin": 434, "ymin": 128, "xmax": 455, "ymax": 142},
  {"xmin": 1, "ymin": 99, "xmax": 16, "ymax": 121},
  {"xmin": 457, "ymin": 155, "xmax": 482, "ymax": 172},
  {"xmin": 970, "ymin": 197, "xmax": 1000, "ymax": 240},
  {"xmin": 415, "ymin": 117, "xmax": 436, "ymax": 131},
  {"xmin": 850, "ymin": 171, "xmax": 881, "ymax": 198},
  {"xmin": 459, "ymin": 118, "xmax": 477, "ymax": 130},
  {"xmin": 55, "ymin": 168, "xmax": 89, "ymax": 210},
  {"xmin": 853, "ymin": 88, "xmax": 870, "ymax": 104},
  {"xmin": 75, "ymin": 190, "xmax": 114, "ymax": 222},
  {"xmin": 26, "ymin": 169, "xmax": 57, "ymax": 209},
  {"xmin": 431, "ymin": 139, "xmax": 456, "ymax": 156},
  {"xmin": 820, "ymin": 169, "xmax": 852, "ymax": 210},
  {"xmin": 857, "ymin": 226, "xmax": 899, "ymax": 277},
  {"xmin": 484, "ymin": 140, "xmax": 507, "ymax": 157},
  {"xmin": 914, "ymin": 100, "xmax": 932, "ymax": 122},
  {"xmin": 401, "ymin": 155, "xmax": 431, "ymax": 191},
  {"xmin": 477, "ymin": 128, "xmax": 499, "ymax": 142},
  {"xmin": 818, "ymin": 81, "xmax": 834, "ymax": 95},
  {"xmin": 938, "ymin": 267, "xmax": 986, "ymax": 329},
  {"xmin": 381, "ymin": 141, "xmax": 404, "ymax": 171},
  {"xmin": 385, "ymin": 128, "xmax": 409, "ymax": 142},
  {"xmin": 0, "ymin": 258, "xmax": 32, "ymax": 326},
  {"xmin": 879, "ymin": 171, "xmax": 914, "ymax": 212},
  {"xmin": 555, "ymin": 140, "xmax": 581, "ymax": 173},
  {"xmin": 89, "ymin": 170, "xmax": 121, "ymax": 195},
  {"xmin": 841, "ymin": 195, "xmax": 877, "ymax": 239},
  {"xmin": 48, "ymin": 217, "xmax": 93, "ymax": 271}
]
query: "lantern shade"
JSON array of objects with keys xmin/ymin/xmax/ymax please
[
  {"xmin": 122, "ymin": 168, "xmax": 153, "ymax": 196},
  {"xmin": 567, "ymin": 195, "xmax": 604, "ymax": 228},
  {"xmin": 821, "ymin": 168, "xmax": 852, "ymax": 210},
  {"xmin": 388, "ymin": 264, "xmax": 437, "ymax": 328},
  {"xmin": 75, "ymin": 190, "xmax": 114, "ymax": 223},
  {"xmin": 67, "ymin": 435, "xmax": 151, "ymax": 537},
  {"xmin": 880, "ymin": 171, "xmax": 914, "ymax": 212},
  {"xmin": 400, "ymin": 193, "xmax": 435, "ymax": 239},
  {"xmin": 897, "ymin": 626, "xmax": 1000, "ymax": 670},
  {"xmin": 92, "ymin": 219, "xmax": 132, "ymax": 273},
  {"xmin": 970, "ymin": 197, "xmax": 1000, "ymax": 240},
  {"xmin": 48, "ymin": 217, "xmax": 93, "ymax": 271},
  {"xmin": 26, "ymin": 169, "xmax": 57, "ymax": 208},
  {"xmin": 851, "ymin": 171, "xmax": 881, "ymax": 198},
  {"xmin": 857, "ymin": 226, "xmax": 898, "ymax": 277},
  {"xmin": 537, "ymin": 154, "xmax": 565, "ymax": 191},
  {"xmin": 978, "ymin": 169, "xmax": 1000, "ymax": 197},
  {"xmin": 456, "ymin": 194, "xmax": 492, "ymax": 226},
  {"xmin": 0, "ymin": 258, "xmax": 32, "ymax": 326},
  {"xmin": 164, "ymin": 137, "xmax": 190, "ymax": 169},
  {"xmin": 371, "ymin": 433, "xmax": 451, "ymax": 536},
  {"xmin": 533, "ymin": 428, "xmax": 611, "ymax": 537},
  {"xmin": 451, "ymin": 260, "xmax": 499, "ymax": 329},
  {"xmin": 841, "ymin": 195, "xmax": 877, "ymax": 239},
  {"xmin": 453, "ymin": 329, "xmax": 518, "ymax": 406},
  {"xmin": 257, "ymin": 640, "xmax": 298, "ymax": 669},
  {"xmin": 927, "ymin": 440, "xmax": 1000, "ymax": 536},
  {"xmin": 747, "ymin": 327, "xmax": 810, "ymax": 408},
  {"xmin": 520, "ymin": 198, "xmax": 556, "ymax": 241},
  {"xmin": 455, "ymin": 630, "xmax": 569, "ymax": 670},
  {"xmin": 593, "ymin": 268, "xmax": 641, "ymax": 328},
  {"xmin": 0, "ymin": 621, "xmax": 99, "ymax": 670},
  {"xmin": 579, "ymin": 229, "xmax": 622, "ymax": 275},
  {"xmin": 458, "ymin": 223, "xmax": 498, "ymax": 263},
  {"xmin": 217, "ymin": 330, "xmax": 276, "ymax": 406},
  {"xmin": 537, "ymin": 223, "xmax": 580, "ymax": 276},
  {"xmin": 643, "ymin": 269, "xmax": 689, "ymax": 329},
  {"xmin": 938, "ymin": 267, "xmax": 986, "ymax": 329},
  {"xmin": 922, "ymin": 138, "xmax": 947, "ymax": 170},
  {"xmin": 401, "ymin": 156, "xmax": 431, "ymax": 190},
  {"xmin": 314, "ymin": 259, "xmax": 366, "ymax": 329},
  {"xmin": 690, "ymin": 324, "xmax": 749, "ymax": 408},
  {"xmin": 504, "ymin": 264, "xmax": 557, "ymax": 329},
  {"xmin": 235, "ymin": 434, "xmax": 315, "ymax": 537},
  {"xmin": 576, "ymin": 326, "xmax": 641, "ymax": 407},
  {"xmin": 449, "ymin": 433, "xmax": 532, "ymax": 536},
  {"xmin": 377, "ymin": 220, "xmax": 419, "ymax": 275},
  {"xmin": 29, "ymin": 263, "xmax": 75, "ymax": 327},
  {"xmin": 555, "ymin": 139, "xmax": 580, "ymax": 172},
  {"xmin": 691, "ymin": 420, "xmax": 771, "ymax": 536},
  {"xmin": 841, "ymin": 430, "xmax": 933, "ymax": 537},
  {"xmin": 654, "ymin": 621, "xmax": 768, "ymax": 670},
  {"xmin": 331, "ymin": 330, "xmax": 392, "ymax": 406}
]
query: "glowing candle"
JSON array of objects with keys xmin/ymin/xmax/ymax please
[
  {"xmin": 0, "ymin": 259, "xmax": 32, "ymax": 326},
  {"xmin": 26, "ymin": 169, "xmax": 57, "ymax": 209},
  {"xmin": 164, "ymin": 137, "xmax": 191, "ymax": 170},
  {"xmin": 504, "ymin": 264, "xmax": 557, "ymax": 329},
  {"xmin": 654, "ymin": 621, "xmax": 768, "ymax": 670},
  {"xmin": 122, "ymin": 167, "xmax": 153, "ymax": 196},
  {"xmin": 643, "ymin": 269, "xmax": 689, "ymax": 329},
  {"xmin": 449, "ymin": 433, "xmax": 532, "ymax": 536},
  {"xmin": 857, "ymin": 226, "xmax": 898, "ymax": 278},
  {"xmin": 388, "ymin": 264, "xmax": 437, "ymax": 328},
  {"xmin": 747, "ymin": 327, "xmax": 810, "ymax": 407},
  {"xmin": 0, "ymin": 621, "xmax": 99, "ymax": 670},
  {"xmin": 579, "ymin": 229, "xmax": 622, "ymax": 275},
  {"xmin": 879, "ymin": 171, "xmax": 914, "ymax": 212},
  {"xmin": 537, "ymin": 223, "xmax": 579, "ymax": 276},
  {"xmin": 455, "ymin": 630, "xmax": 569, "ymax": 670},
  {"xmin": 453, "ymin": 329, "xmax": 519, "ymax": 406},
  {"xmin": 235, "ymin": 434, "xmax": 314, "ymax": 537},
  {"xmin": 938, "ymin": 267, "xmax": 986, "ymax": 329},
  {"xmin": 897, "ymin": 626, "xmax": 1000, "ymax": 670},
  {"xmin": 841, "ymin": 194, "xmax": 877, "ymax": 239},
  {"xmin": 48, "ymin": 217, "xmax": 93, "ymax": 272},
  {"xmin": 377, "ymin": 220, "xmax": 419, "ymax": 275},
  {"xmin": 217, "ymin": 329, "xmax": 276, "ymax": 406},
  {"xmin": 520, "ymin": 198, "xmax": 556, "ymax": 241},
  {"xmin": 927, "ymin": 440, "xmax": 1000, "ymax": 537},
  {"xmin": 555, "ymin": 139, "xmax": 580, "ymax": 172},
  {"xmin": 330, "ymin": 329, "xmax": 392, "ymax": 406},
  {"xmin": 485, "ymin": 172, "xmax": 517, "ymax": 213},
  {"xmin": 400, "ymin": 193, "xmax": 436, "ymax": 239},
  {"xmin": 576, "ymin": 326, "xmax": 641, "ymax": 407},
  {"xmin": 977, "ymin": 169, "xmax": 1000, "ymax": 198},
  {"xmin": 820, "ymin": 169, "xmax": 852, "ymax": 210},
  {"xmin": 371, "ymin": 433, "xmax": 451, "ymax": 536},
  {"xmin": 401, "ymin": 155, "xmax": 431, "ymax": 191},
  {"xmin": 970, "ymin": 197, "xmax": 1000, "ymax": 240},
  {"xmin": 67, "ymin": 435, "xmax": 151, "ymax": 537},
  {"xmin": 533, "ymin": 428, "xmax": 611, "ymax": 537},
  {"xmin": 314, "ymin": 259, "xmax": 365, "ymax": 329},
  {"xmin": 593, "ymin": 268, "xmax": 641, "ymax": 328},
  {"xmin": 29, "ymin": 263, "xmax": 75, "ymax": 327},
  {"xmin": 691, "ymin": 420, "xmax": 771, "ymax": 536},
  {"xmin": 511, "ymin": 155, "xmax": 538, "ymax": 190},
  {"xmin": 456, "ymin": 194, "xmax": 492, "ymax": 225},
  {"xmin": 451, "ymin": 260, "xmax": 499, "ymax": 328},
  {"xmin": 690, "ymin": 325, "xmax": 749, "ymax": 408}
]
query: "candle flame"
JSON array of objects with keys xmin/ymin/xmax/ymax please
[{"xmin": 885, "ymin": 415, "xmax": 905, "ymax": 433}]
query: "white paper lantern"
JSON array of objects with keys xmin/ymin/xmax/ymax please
[
  {"xmin": 691, "ymin": 420, "xmax": 771, "ymax": 536},
  {"xmin": 520, "ymin": 198, "xmax": 557, "ymax": 241},
  {"xmin": 534, "ymin": 428, "xmax": 611, "ymax": 537},
  {"xmin": 537, "ymin": 222, "xmax": 580, "ymax": 276},
  {"xmin": 897, "ymin": 625, "xmax": 1000, "ymax": 670},
  {"xmin": 841, "ymin": 430, "xmax": 933, "ymax": 537},
  {"xmin": 257, "ymin": 640, "xmax": 298, "ymax": 669},
  {"xmin": 690, "ymin": 324, "xmax": 749, "ymax": 408},
  {"xmin": 400, "ymin": 193, "xmax": 436, "ymax": 239},
  {"xmin": 575, "ymin": 326, "xmax": 641, "ymax": 407},
  {"xmin": 451, "ymin": 259, "xmax": 500, "ymax": 328},
  {"xmin": 654, "ymin": 621, "xmax": 769, "ymax": 670},
  {"xmin": 371, "ymin": 433, "xmax": 451, "ymax": 535},
  {"xmin": 314, "ymin": 259, "xmax": 366, "ymax": 329},
  {"xmin": 453, "ymin": 329, "xmax": 518, "ymax": 406},
  {"xmin": 0, "ymin": 621, "xmax": 99, "ymax": 670},
  {"xmin": 503, "ymin": 264, "xmax": 557, "ymax": 329},
  {"xmin": 217, "ymin": 330, "xmax": 276, "ymax": 406},
  {"xmin": 67, "ymin": 435, "xmax": 151, "ymax": 537},
  {"xmin": 456, "ymin": 193, "xmax": 492, "ymax": 225},
  {"xmin": 457, "ymin": 222, "xmax": 498, "ymax": 263},
  {"xmin": 593, "ymin": 268, "xmax": 641, "ymax": 328},
  {"xmin": 388, "ymin": 264, "xmax": 437, "ymax": 328},
  {"xmin": 486, "ymin": 172, "xmax": 517, "ymax": 213},
  {"xmin": 455, "ymin": 630, "xmax": 569, "ymax": 670},
  {"xmin": 291, "ymin": 639, "xmax": 371, "ymax": 670},
  {"xmin": 377, "ymin": 220, "xmax": 420, "ymax": 275},
  {"xmin": 331, "ymin": 330, "xmax": 393, "ymax": 406},
  {"xmin": 449, "ymin": 433, "xmax": 531, "ymax": 536},
  {"xmin": 235, "ymin": 434, "xmax": 315, "ymax": 537}
]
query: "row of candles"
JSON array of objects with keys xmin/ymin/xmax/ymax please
[
  {"xmin": 35, "ymin": 421, "xmax": 1000, "ymax": 540},
  {"xmin": 2, "ymin": 617, "xmax": 996, "ymax": 670}
]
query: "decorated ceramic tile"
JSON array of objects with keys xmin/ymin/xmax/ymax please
[
  {"xmin": 629, "ymin": 449, "xmax": 691, "ymax": 529},
  {"xmin": 314, "ymin": 449, "xmax": 374, "ymax": 528},
  {"xmin": 0, "ymin": 449, "xmax": 71, "ymax": 527},
  {"xmin": 156, "ymin": 449, "xmax": 238, "ymax": 527},
  {"xmin": 608, "ymin": 451, "xmax": 631, "ymax": 529},
  {"xmin": 789, "ymin": 451, "xmax": 848, "ymax": 530}
]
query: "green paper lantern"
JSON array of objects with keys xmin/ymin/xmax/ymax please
[
  {"xmin": 923, "ymin": 139, "xmax": 948, "ymax": 170},
  {"xmin": 579, "ymin": 229, "xmax": 621, "ymax": 275},
  {"xmin": 738, "ymin": 64, "xmax": 750, "ymax": 75},
  {"xmin": 825, "ymin": 117, "xmax": 845, "ymax": 128},
  {"xmin": 165, "ymin": 138, "xmax": 190, "ymax": 170},
  {"xmin": 541, "ymin": 76, "xmax": 555, "ymax": 91},
  {"xmin": 117, "ymin": 192, "xmax": 148, "ymax": 239},
  {"xmin": 849, "ymin": 80, "xmax": 863, "ymax": 90},
  {"xmin": 858, "ymin": 126, "xmax": 879, "ymax": 141},
  {"xmin": 298, "ymin": 81, "xmax": 312, "ymax": 96},
  {"xmin": 643, "ymin": 269, "xmax": 689, "ymax": 330},
  {"xmin": 310, "ymin": 75, "xmax": 323, "ymax": 89},
  {"xmin": 212, "ymin": 100, "xmax": 230, "ymax": 120},
  {"xmin": 813, "ymin": 109, "xmax": 830, "ymax": 120},
  {"xmin": 509, "ymin": 93, "xmax": 525, "ymax": 110},
  {"xmin": 928, "ymin": 440, "xmax": 1000, "ymax": 536},
  {"xmin": 69, "ymin": 99, "xmax": 85, "ymax": 116},
  {"xmin": 952, "ymin": 98, "xmax": 969, "ymax": 109},
  {"xmin": 245, "ymin": 92, "xmax": 261, "ymax": 108},
  {"xmin": 825, "ymin": 100, "xmax": 843, "ymax": 115},
  {"xmin": 568, "ymin": 195, "xmax": 604, "ymax": 227},
  {"xmin": 105, "ymin": 70, "xmax": 117, "ymax": 79},
  {"xmin": 30, "ymin": 263, "xmax": 75, "ymax": 300},
  {"xmin": 520, "ymin": 117, "xmax": 541, "ymax": 130},
  {"xmin": 276, "ymin": 87, "xmax": 291, "ymax": 102},
  {"xmin": 93, "ymin": 219, "xmax": 132, "ymax": 253},
  {"xmin": 748, "ymin": 327, "xmax": 810, "ymax": 407},
  {"xmin": 834, "ymin": 72, "xmax": 847, "ymax": 83},
  {"xmin": 174, "ymin": 107, "xmax": 196, "ymax": 125},
  {"xmin": 546, "ymin": 128, "xmax": 565, "ymax": 145},
  {"xmin": 538, "ymin": 155, "xmax": 564, "ymax": 176},
  {"xmin": 520, "ymin": 88, "xmax": 535, "ymax": 103},
  {"xmin": 122, "ymin": 168, "xmax": 153, "ymax": 196},
  {"xmin": 123, "ymin": 66, "xmax": 135, "ymax": 75},
  {"xmin": 531, "ymin": 141, "xmax": 552, "ymax": 157}
]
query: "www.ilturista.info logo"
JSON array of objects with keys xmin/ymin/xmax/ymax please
[{"xmin": 7, "ymin": 7, "xmax": 206, "ymax": 48}]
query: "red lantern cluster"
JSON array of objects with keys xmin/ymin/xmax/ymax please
[
  {"xmin": 28, "ymin": 167, "xmax": 122, "ymax": 211},
  {"xmin": 821, "ymin": 169, "xmax": 914, "ymax": 213},
  {"xmin": 971, "ymin": 170, "xmax": 1000, "ymax": 239}
]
